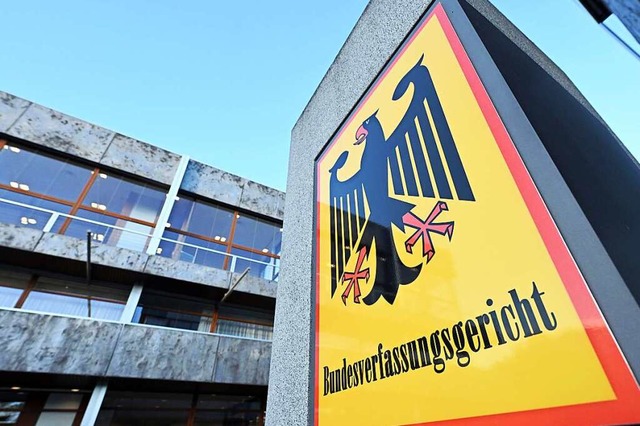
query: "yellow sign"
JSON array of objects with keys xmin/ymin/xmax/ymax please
[{"xmin": 313, "ymin": 3, "xmax": 640, "ymax": 425}]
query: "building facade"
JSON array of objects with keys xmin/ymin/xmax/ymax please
[{"xmin": 0, "ymin": 90, "xmax": 284, "ymax": 425}]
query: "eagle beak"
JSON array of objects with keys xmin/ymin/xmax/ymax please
[{"xmin": 354, "ymin": 125, "xmax": 368, "ymax": 145}]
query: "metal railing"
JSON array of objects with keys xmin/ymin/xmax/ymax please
[{"xmin": 0, "ymin": 197, "xmax": 279, "ymax": 281}]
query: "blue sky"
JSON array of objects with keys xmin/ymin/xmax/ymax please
[{"xmin": 1, "ymin": 1, "xmax": 638, "ymax": 191}]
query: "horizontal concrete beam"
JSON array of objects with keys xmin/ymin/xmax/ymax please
[
  {"xmin": 0, "ymin": 309, "xmax": 271, "ymax": 386},
  {"xmin": 0, "ymin": 223, "xmax": 276, "ymax": 299},
  {"xmin": 0, "ymin": 90, "xmax": 284, "ymax": 220}
]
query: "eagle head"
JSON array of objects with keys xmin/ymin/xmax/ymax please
[{"xmin": 354, "ymin": 110, "xmax": 380, "ymax": 145}]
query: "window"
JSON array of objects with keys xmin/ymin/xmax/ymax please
[
  {"xmin": 0, "ymin": 270, "xmax": 30, "ymax": 308},
  {"xmin": 14, "ymin": 275, "xmax": 130, "ymax": 321},
  {"xmin": 0, "ymin": 390, "xmax": 89, "ymax": 426},
  {"xmin": 133, "ymin": 291, "xmax": 273, "ymax": 339},
  {"xmin": 81, "ymin": 172, "xmax": 165, "ymax": 223},
  {"xmin": 134, "ymin": 292, "xmax": 215, "ymax": 333},
  {"xmin": 63, "ymin": 210, "xmax": 153, "ymax": 253},
  {"xmin": 229, "ymin": 248, "xmax": 279, "ymax": 281},
  {"xmin": 0, "ymin": 392, "xmax": 26, "ymax": 425},
  {"xmin": 35, "ymin": 393, "xmax": 84, "ymax": 426},
  {"xmin": 0, "ymin": 140, "xmax": 167, "ymax": 253},
  {"xmin": 160, "ymin": 194, "xmax": 282, "ymax": 281},
  {"xmin": 168, "ymin": 198, "xmax": 234, "ymax": 241},
  {"xmin": 158, "ymin": 231, "xmax": 228, "ymax": 269},
  {"xmin": 216, "ymin": 305, "xmax": 273, "ymax": 340},
  {"xmin": 96, "ymin": 392, "xmax": 264, "ymax": 426},
  {"xmin": 0, "ymin": 143, "xmax": 92, "ymax": 201},
  {"xmin": 0, "ymin": 268, "xmax": 130, "ymax": 320},
  {"xmin": 233, "ymin": 215, "xmax": 282, "ymax": 256}
]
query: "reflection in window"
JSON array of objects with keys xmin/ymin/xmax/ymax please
[
  {"xmin": 167, "ymin": 198, "xmax": 234, "ymax": 240},
  {"xmin": 0, "ymin": 189, "xmax": 72, "ymax": 230},
  {"xmin": 216, "ymin": 305, "xmax": 273, "ymax": 340},
  {"xmin": 0, "ymin": 142, "xmax": 168, "ymax": 258},
  {"xmin": 63, "ymin": 210, "xmax": 152, "ymax": 252},
  {"xmin": 21, "ymin": 277, "xmax": 129, "ymax": 320},
  {"xmin": 83, "ymin": 172, "xmax": 165, "ymax": 223},
  {"xmin": 0, "ymin": 144, "xmax": 92, "ymax": 201},
  {"xmin": 230, "ymin": 248, "xmax": 279, "ymax": 281},
  {"xmin": 96, "ymin": 391, "xmax": 263, "ymax": 426},
  {"xmin": 233, "ymin": 215, "xmax": 282, "ymax": 255},
  {"xmin": 134, "ymin": 292, "xmax": 214, "ymax": 333},
  {"xmin": 0, "ymin": 270, "xmax": 30, "ymax": 308},
  {"xmin": 0, "ymin": 390, "xmax": 88, "ymax": 426},
  {"xmin": 158, "ymin": 231, "xmax": 227, "ymax": 269},
  {"xmin": 0, "ymin": 392, "xmax": 29, "ymax": 425},
  {"xmin": 133, "ymin": 291, "xmax": 274, "ymax": 339}
]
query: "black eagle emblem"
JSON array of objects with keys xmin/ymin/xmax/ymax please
[{"xmin": 328, "ymin": 55, "xmax": 475, "ymax": 306}]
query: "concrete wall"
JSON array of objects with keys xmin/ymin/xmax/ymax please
[
  {"xmin": 0, "ymin": 309, "xmax": 271, "ymax": 386},
  {"xmin": 0, "ymin": 91, "xmax": 284, "ymax": 221}
]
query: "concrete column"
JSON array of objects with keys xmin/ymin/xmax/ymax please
[
  {"xmin": 146, "ymin": 154, "xmax": 190, "ymax": 255},
  {"xmin": 80, "ymin": 381, "xmax": 108, "ymax": 426},
  {"xmin": 120, "ymin": 284, "xmax": 143, "ymax": 323}
]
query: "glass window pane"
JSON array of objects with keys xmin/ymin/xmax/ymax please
[
  {"xmin": 0, "ymin": 189, "xmax": 72, "ymax": 230},
  {"xmin": 196, "ymin": 394, "xmax": 261, "ymax": 411},
  {"xmin": 35, "ymin": 412, "xmax": 76, "ymax": 426},
  {"xmin": 215, "ymin": 319, "xmax": 272, "ymax": 340},
  {"xmin": 159, "ymin": 231, "xmax": 227, "ymax": 269},
  {"xmin": 63, "ymin": 209, "xmax": 152, "ymax": 253},
  {"xmin": 230, "ymin": 248, "xmax": 279, "ymax": 281},
  {"xmin": 0, "ymin": 270, "xmax": 29, "ymax": 308},
  {"xmin": 100, "ymin": 392, "xmax": 192, "ymax": 410},
  {"xmin": 83, "ymin": 173, "xmax": 165, "ymax": 223},
  {"xmin": 0, "ymin": 144, "xmax": 92, "ymax": 201},
  {"xmin": 216, "ymin": 305, "xmax": 273, "ymax": 340},
  {"xmin": 136, "ymin": 292, "xmax": 214, "ymax": 333},
  {"xmin": 34, "ymin": 277, "xmax": 130, "ymax": 302},
  {"xmin": 167, "ymin": 197, "xmax": 234, "ymax": 240},
  {"xmin": 96, "ymin": 409, "xmax": 188, "ymax": 426},
  {"xmin": 43, "ymin": 393, "xmax": 82, "ymax": 410},
  {"xmin": 0, "ymin": 411, "xmax": 21, "ymax": 424},
  {"xmin": 193, "ymin": 411, "xmax": 225, "ymax": 426},
  {"xmin": 22, "ymin": 277, "xmax": 128, "ymax": 320},
  {"xmin": 0, "ymin": 391, "xmax": 27, "ymax": 425},
  {"xmin": 232, "ymin": 215, "xmax": 282, "ymax": 255}
]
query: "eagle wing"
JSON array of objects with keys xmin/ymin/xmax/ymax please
[
  {"xmin": 383, "ymin": 56, "xmax": 475, "ymax": 202},
  {"xmin": 328, "ymin": 153, "xmax": 368, "ymax": 298}
]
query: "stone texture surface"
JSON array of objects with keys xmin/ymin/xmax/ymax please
[
  {"xmin": 182, "ymin": 160, "xmax": 247, "ymax": 207},
  {"xmin": 603, "ymin": 0, "xmax": 640, "ymax": 42},
  {"xmin": 143, "ymin": 255, "xmax": 231, "ymax": 290},
  {"xmin": 213, "ymin": 336, "xmax": 271, "ymax": 385},
  {"xmin": 0, "ymin": 309, "xmax": 272, "ymax": 385},
  {"xmin": 181, "ymin": 160, "xmax": 285, "ymax": 221},
  {"xmin": 100, "ymin": 134, "xmax": 181, "ymax": 186},
  {"xmin": 266, "ymin": 1, "xmax": 433, "ymax": 424},
  {"xmin": 231, "ymin": 271, "xmax": 277, "ymax": 299},
  {"xmin": 34, "ymin": 233, "xmax": 149, "ymax": 273},
  {"xmin": 239, "ymin": 181, "xmax": 285, "ymax": 220},
  {"xmin": 108, "ymin": 324, "xmax": 220, "ymax": 382},
  {"xmin": 0, "ymin": 223, "xmax": 43, "ymax": 251},
  {"xmin": 0, "ymin": 92, "xmax": 31, "ymax": 133},
  {"xmin": 8, "ymin": 103, "xmax": 114, "ymax": 163},
  {"xmin": 0, "ymin": 310, "xmax": 121, "ymax": 376}
]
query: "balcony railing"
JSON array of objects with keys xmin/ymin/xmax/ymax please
[{"xmin": 0, "ymin": 197, "xmax": 279, "ymax": 281}]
